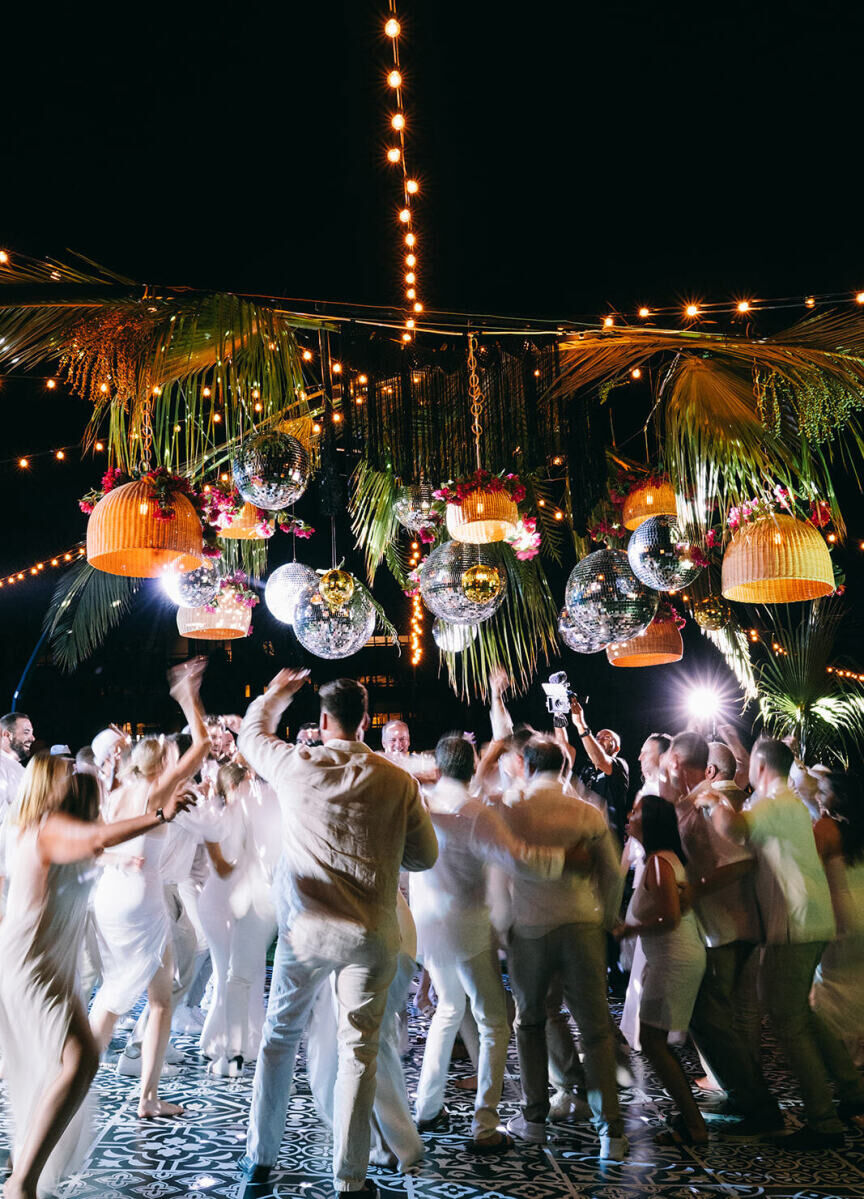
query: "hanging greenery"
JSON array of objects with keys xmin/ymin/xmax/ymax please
[{"xmin": 43, "ymin": 558, "xmax": 141, "ymax": 673}]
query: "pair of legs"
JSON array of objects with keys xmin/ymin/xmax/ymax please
[
  {"xmin": 4, "ymin": 1001, "xmax": 98, "ymax": 1199},
  {"xmin": 125, "ymin": 885, "xmax": 199, "ymax": 1057},
  {"xmin": 245, "ymin": 931, "xmax": 394, "ymax": 1192},
  {"xmin": 89, "ymin": 943, "xmax": 180, "ymax": 1118},
  {"xmin": 414, "ymin": 944, "xmax": 510, "ymax": 1143},
  {"xmin": 639, "ymin": 1022, "xmax": 707, "ymax": 1143}
]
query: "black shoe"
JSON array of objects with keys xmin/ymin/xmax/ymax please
[
  {"xmin": 335, "ymin": 1184, "xmax": 378, "ymax": 1198},
  {"xmin": 718, "ymin": 1112, "xmax": 786, "ymax": 1141},
  {"xmin": 417, "ymin": 1108, "xmax": 450, "ymax": 1133},
  {"xmin": 771, "ymin": 1125, "xmax": 844, "ymax": 1150}
]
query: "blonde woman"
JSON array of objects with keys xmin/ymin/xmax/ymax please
[
  {"xmin": 89, "ymin": 657, "xmax": 210, "ymax": 1119},
  {"xmin": 0, "ymin": 752, "xmax": 195, "ymax": 1199}
]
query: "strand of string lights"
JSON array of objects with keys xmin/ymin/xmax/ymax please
[{"xmin": 0, "ymin": 545, "xmax": 86, "ymax": 591}]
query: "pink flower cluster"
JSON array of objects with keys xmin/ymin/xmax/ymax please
[
  {"xmin": 204, "ymin": 571, "xmax": 260, "ymax": 613},
  {"xmin": 810, "ymin": 499, "xmax": 832, "ymax": 528},
  {"xmin": 403, "ymin": 562, "xmax": 425, "ymax": 597},
  {"xmin": 505, "ymin": 516, "xmax": 542, "ymax": 560},
  {"xmin": 654, "ymin": 600, "xmax": 686, "ymax": 629},
  {"xmin": 677, "ymin": 542, "xmax": 710, "ymax": 570},
  {"xmin": 587, "ymin": 519, "xmax": 625, "ymax": 542},
  {"xmin": 433, "ymin": 469, "xmax": 527, "ymax": 506}
]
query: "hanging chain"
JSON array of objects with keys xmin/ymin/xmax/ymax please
[
  {"xmin": 467, "ymin": 332, "xmax": 484, "ymax": 470},
  {"xmin": 140, "ymin": 394, "xmax": 153, "ymax": 473}
]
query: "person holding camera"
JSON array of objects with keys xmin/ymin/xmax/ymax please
[{"xmin": 568, "ymin": 699, "xmax": 629, "ymax": 846}]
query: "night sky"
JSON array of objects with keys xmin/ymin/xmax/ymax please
[{"xmin": 2, "ymin": 0, "xmax": 863, "ymax": 757}]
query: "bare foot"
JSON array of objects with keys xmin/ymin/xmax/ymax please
[
  {"xmin": 138, "ymin": 1098, "xmax": 184, "ymax": 1119},
  {"xmin": 3, "ymin": 1179, "xmax": 36, "ymax": 1199}
]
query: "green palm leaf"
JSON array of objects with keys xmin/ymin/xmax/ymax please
[{"xmin": 43, "ymin": 558, "xmax": 142, "ymax": 673}]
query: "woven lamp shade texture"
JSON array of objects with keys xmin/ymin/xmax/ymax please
[
  {"xmin": 606, "ymin": 620, "xmax": 683, "ymax": 667},
  {"xmin": 176, "ymin": 596, "xmax": 251, "ymax": 640},
  {"xmin": 446, "ymin": 492, "xmax": 518, "ymax": 543},
  {"xmin": 721, "ymin": 514, "xmax": 834, "ymax": 603},
  {"xmin": 87, "ymin": 481, "xmax": 204, "ymax": 577},
  {"xmin": 219, "ymin": 502, "xmax": 266, "ymax": 540},
  {"xmin": 622, "ymin": 481, "xmax": 678, "ymax": 531}
]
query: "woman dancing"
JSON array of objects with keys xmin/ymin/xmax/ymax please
[
  {"xmin": 89, "ymin": 657, "xmax": 210, "ymax": 1119},
  {"xmin": 0, "ymin": 751, "xmax": 195, "ymax": 1199}
]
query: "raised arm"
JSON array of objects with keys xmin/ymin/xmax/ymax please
[
  {"xmin": 148, "ymin": 658, "xmax": 211, "ymax": 809},
  {"xmin": 570, "ymin": 699, "xmax": 615, "ymax": 775},
  {"xmin": 489, "ymin": 667, "xmax": 514, "ymax": 742},
  {"xmin": 237, "ymin": 668, "xmax": 310, "ymax": 785},
  {"xmin": 37, "ymin": 786, "xmax": 193, "ymax": 866}
]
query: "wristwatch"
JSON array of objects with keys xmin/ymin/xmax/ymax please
[
  {"xmin": 155, "ymin": 808, "xmax": 166, "ymax": 823},
  {"xmin": 579, "ymin": 728, "xmax": 592, "ymax": 739}
]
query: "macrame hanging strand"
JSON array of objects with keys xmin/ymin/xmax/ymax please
[
  {"xmin": 140, "ymin": 394, "xmax": 153, "ymax": 472},
  {"xmin": 467, "ymin": 332, "xmax": 485, "ymax": 471}
]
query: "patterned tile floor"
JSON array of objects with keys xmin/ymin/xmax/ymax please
[{"xmin": 4, "ymin": 992, "xmax": 864, "ymax": 1199}]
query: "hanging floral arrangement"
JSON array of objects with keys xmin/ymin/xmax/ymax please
[
  {"xmin": 205, "ymin": 571, "xmax": 260, "ymax": 616},
  {"xmin": 79, "ymin": 467, "xmax": 226, "ymax": 556},
  {"xmin": 200, "ymin": 483, "xmax": 314, "ymax": 541}
]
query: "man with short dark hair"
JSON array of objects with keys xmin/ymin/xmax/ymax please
[
  {"xmin": 568, "ymin": 700, "xmax": 629, "ymax": 844},
  {"xmin": 237, "ymin": 669, "xmax": 438, "ymax": 1197}
]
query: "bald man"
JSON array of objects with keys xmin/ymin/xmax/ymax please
[{"xmin": 380, "ymin": 720, "xmax": 436, "ymax": 783}]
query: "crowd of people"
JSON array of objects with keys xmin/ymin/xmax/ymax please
[{"xmin": 0, "ymin": 660, "xmax": 863, "ymax": 1199}]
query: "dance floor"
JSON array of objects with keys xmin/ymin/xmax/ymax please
[{"xmin": 4, "ymin": 996, "xmax": 864, "ymax": 1199}]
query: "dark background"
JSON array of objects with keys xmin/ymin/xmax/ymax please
[{"xmin": 1, "ymin": 0, "xmax": 863, "ymax": 766}]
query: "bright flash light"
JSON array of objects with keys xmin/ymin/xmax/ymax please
[{"xmin": 685, "ymin": 686, "xmax": 722, "ymax": 721}]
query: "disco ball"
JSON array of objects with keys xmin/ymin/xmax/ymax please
[
  {"xmin": 232, "ymin": 431, "xmax": 309, "ymax": 510},
  {"xmin": 693, "ymin": 594, "xmax": 732, "ymax": 631},
  {"xmin": 293, "ymin": 580, "xmax": 376, "ymax": 659},
  {"xmin": 420, "ymin": 541, "xmax": 507, "ymax": 625},
  {"xmin": 432, "ymin": 619, "xmax": 479, "ymax": 653},
  {"xmin": 264, "ymin": 562, "xmax": 318, "ymax": 625},
  {"xmin": 162, "ymin": 560, "xmax": 221, "ymax": 607},
  {"xmin": 319, "ymin": 569, "xmax": 355, "ymax": 608},
  {"xmin": 564, "ymin": 548, "xmax": 657, "ymax": 643},
  {"xmin": 627, "ymin": 514, "xmax": 705, "ymax": 592},
  {"xmin": 461, "ymin": 562, "xmax": 503, "ymax": 605},
  {"xmin": 558, "ymin": 607, "xmax": 609, "ymax": 654},
  {"xmin": 393, "ymin": 482, "xmax": 437, "ymax": 533}
]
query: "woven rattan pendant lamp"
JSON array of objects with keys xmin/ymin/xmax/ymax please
[
  {"xmin": 721, "ymin": 514, "xmax": 834, "ymax": 603},
  {"xmin": 622, "ymin": 479, "xmax": 678, "ymax": 531},
  {"xmin": 176, "ymin": 594, "xmax": 252, "ymax": 640},
  {"xmin": 219, "ymin": 502, "xmax": 267, "ymax": 540},
  {"xmin": 606, "ymin": 618, "xmax": 683, "ymax": 667}
]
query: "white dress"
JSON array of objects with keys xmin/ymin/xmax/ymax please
[
  {"xmin": 92, "ymin": 788, "xmax": 171, "ymax": 1015},
  {"xmin": 812, "ymin": 857, "xmax": 864, "ymax": 1054},
  {"xmin": 626, "ymin": 849, "xmax": 706, "ymax": 1032},
  {"xmin": 0, "ymin": 826, "xmax": 97, "ymax": 1196}
]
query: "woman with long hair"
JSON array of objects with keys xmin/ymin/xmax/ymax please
[
  {"xmin": 88, "ymin": 657, "xmax": 210, "ymax": 1119},
  {"xmin": 0, "ymin": 751, "xmax": 195, "ymax": 1199}
]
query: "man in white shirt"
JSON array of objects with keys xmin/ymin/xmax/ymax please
[
  {"xmin": 718, "ymin": 737, "xmax": 864, "ymax": 1149},
  {"xmin": 237, "ymin": 669, "xmax": 438, "ymax": 1198},
  {"xmin": 501, "ymin": 737, "xmax": 627, "ymax": 1161},
  {"xmin": 0, "ymin": 713, "xmax": 35, "ymax": 899},
  {"xmin": 380, "ymin": 719, "xmax": 437, "ymax": 782}
]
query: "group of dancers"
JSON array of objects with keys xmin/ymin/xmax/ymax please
[{"xmin": 0, "ymin": 658, "xmax": 863, "ymax": 1198}]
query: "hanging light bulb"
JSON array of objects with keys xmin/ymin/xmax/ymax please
[
  {"xmin": 387, "ymin": 70, "xmax": 402, "ymax": 88},
  {"xmin": 384, "ymin": 17, "xmax": 401, "ymax": 37},
  {"xmin": 391, "ymin": 113, "xmax": 405, "ymax": 131},
  {"xmin": 406, "ymin": 179, "xmax": 419, "ymax": 194},
  {"xmin": 387, "ymin": 147, "xmax": 401, "ymax": 163}
]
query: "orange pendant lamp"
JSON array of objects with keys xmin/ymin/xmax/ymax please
[
  {"xmin": 606, "ymin": 619, "xmax": 683, "ymax": 667},
  {"xmin": 446, "ymin": 491, "xmax": 519, "ymax": 544},
  {"xmin": 622, "ymin": 480, "xmax": 677, "ymax": 531},
  {"xmin": 219, "ymin": 502, "xmax": 268, "ymax": 540},
  {"xmin": 87, "ymin": 480, "xmax": 204, "ymax": 577},
  {"xmin": 721, "ymin": 514, "xmax": 834, "ymax": 603},
  {"xmin": 176, "ymin": 594, "xmax": 252, "ymax": 640}
]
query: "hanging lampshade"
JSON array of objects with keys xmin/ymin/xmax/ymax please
[
  {"xmin": 606, "ymin": 619, "xmax": 683, "ymax": 667},
  {"xmin": 293, "ymin": 580, "xmax": 376, "ymax": 659},
  {"xmin": 264, "ymin": 563, "xmax": 318, "ymax": 624},
  {"xmin": 232, "ymin": 431, "xmax": 309, "ymax": 510},
  {"xmin": 432, "ymin": 619, "xmax": 479, "ymax": 653},
  {"xmin": 220, "ymin": 502, "xmax": 268, "ymax": 540},
  {"xmin": 564, "ymin": 548, "xmax": 657, "ymax": 643},
  {"xmin": 558, "ymin": 607, "xmax": 609, "ymax": 654},
  {"xmin": 177, "ymin": 593, "xmax": 252, "ymax": 640},
  {"xmin": 721, "ymin": 514, "xmax": 834, "ymax": 604},
  {"xmin": 446, "ymin": 491, "xmax": 518, "ymax": 544},
  {"xmin": 420, "ymin": 541, "xmax": 507, "ymax": 625},
  {"xmin": 393, "ymin": 482, "xmax": 437, "ymax": 533},
  {"xmin": 693, "ymin": 595, "xmax": 732, "ymax": 631},
  {"xmin": 622, "ymin": 479, "xmax": 678, "ymax": 531},
  {"xmin": 627, "ymin": 514, "xmax": 704, "ymax": 592},
  {"xmin": 87, "ymin": 480, "xmax": 204, "ymax": 578}
]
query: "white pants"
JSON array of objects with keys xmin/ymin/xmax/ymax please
[{"xmin": 414, "ymin": 945, "xmax": 509, "ymax": 1140}]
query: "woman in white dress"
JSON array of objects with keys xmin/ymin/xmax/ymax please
[
  {"xmin": 0, "ymin": 752, "xmax": 195, "ymax": 1199},
  {"xmin": 89, "ymin": 657, "xmax": 210, "ymax": 1119},
  {"xmin": 197, "ymin": 763, "xmax": 279, "ymax": 1075},
  {"xmin": 617, "ymin": 794, "xmax": 707, "ymax": 1147}
]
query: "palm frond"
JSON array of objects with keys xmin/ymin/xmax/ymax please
[
  {"xmin": 349, "ymin": 462, "xmax": 401, "ymax": 584},
  {"xmin": 701, "ymin": 624, "xmax": 759, "ymax": 704},
  {"xmin": 43, "ymin": 558, "xmax": 141, "ymax": 672}
]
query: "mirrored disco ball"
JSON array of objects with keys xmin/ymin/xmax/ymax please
[
  {"xmin": 627, "ymin": 514, "xmax": 705, "ymax": 592},
  {"xmin": 293, "ymin": 580, "xmax": 376, "ymax": 659},
  {"xmin": 693, "ymin": 594, "xmax": 732, "ymax": 630},
  {"xmin": 420, "ymin": 541, "xmax": 507, "ymax": 625},
  {"xmin": 558, "ymin": 606, "xmax": 609, "ymax": 654},
  {"xmin": 232, "ymin": 431, "xmax": 309, "ymax": 510},
  {"xmin": 264, "ymin": 562, "xmax": 318, "ymax": 624},
  {"xmin": 564, "ymin": 548, "xmax": 657, "ymax": 643},
  {"xmin": 162, "ymin": 559, "xmax": 221, "ymax": 607},
  {"xmin": 393, "ymin": 482, "xmax": 437, "ymax": 532},
  {"xmin": 432, "ymin": 618, "xmax": 479, "ymax": 653}
]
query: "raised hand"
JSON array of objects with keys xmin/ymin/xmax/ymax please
[
  {"xmin": 489, "ymin": 666, "xmax": 509, "ymax": 696},
  {"xmin": 168, "ymin": 656, "xmax": 207, "ymax": 703},
  {"xmin": 265, "ymin": 667, "xmax": 310, "ymax": 700}
]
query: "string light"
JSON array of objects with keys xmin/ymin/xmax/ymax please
[
  {"xmin": 302, "ymin": 349, "xmax": 313, "ymax": 361},
  {"xmin": 857, "ymin": 292, "xmax": 864, "ymax": 304},
  {"xmin": 685, "ymin": 303, "xmax": 700, "ymax": 318},
  {"xmin": 384, "ymin": 17, "xmax": 401, "ymax": 37},
  {"xmin": 18, "ymin": 458, "xmax": 28, "ymax": 469},
  {"xmin": 406, "ymin": 179, "xmax": 419, "ymax": 194},
  {"xmin": 631, "ymin": 367, "xmax": 642, "ymax": 379},
  {"xmin": 737, "ymin": 300, "xmax": 751, "ymax": 313},
  {"xmin": 638, "ymin": 307, "xmax": 650, "ymax": 318},
  {"xmin": 332, "ymin": 361, "xmax": 343, "ymax": 374},
  {"xmin": 0, "ymin": 545, "xmax": 85, "ymax": 590},
  {"xmin": 405, "ymin": 253, "xmax": 416, "ymax": 266},
  {"xmin": 603, "ymin": 316, "xmax": 614, "ymax": 328},
  {"xmin": 387, "ymin": 147, "xmax": 401, "ymax": 164},
  {"xmin": 387, "ymin": 69, "xmax": 402, "ymax": 88},
  {"xmin": 358, "ymin": 374, "xmax": 368, "ymax": 384},
  {"xmin": 55, "ymin": 450, "xmax": 65, "ymax": 460},
  {"xmin": 391, "ymin": 114, "xmax": 405, "ymax": 131},
  {"xmin": 805, "ymin": 296, "xmax": 816, "ymax": 308},
  {"xmin": 46, "ymin": 378, "xmax": 56, "ymax": 390},
  {"xmin": 0, "ymin": 251, "xmax": 9, "ymax": 264}
]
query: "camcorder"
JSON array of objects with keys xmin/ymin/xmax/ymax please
[{"xmin": 541, "ymin": 671, "xmax": 588, "ymax": 728}]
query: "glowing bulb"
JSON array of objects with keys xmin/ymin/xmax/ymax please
[
  {"xmin": 55, "ymin": 450, "xmax": 65, "ymax": 460},
  {"xmin": 213, "ymin": 412, "xmax": 222, "ymax": 423},
  {"xmin": 0, "ymin": 250, "xmax": 8, "ymax": 264},
  {"xmin": 406, "ymin": 287, "xmax": 416, "ymax": 299},
  {"xmin": 385, "ymin": 17, "xmax": 401, "ymax": 36},
  {"xmin": 391, "ymin": 113, "xmax": 405, "ymax": 131},
  {"xmin": 302, "ymin": 349, "xmax": 313, "ymax": 361},
  {"xmin": 685, "ymin": 304, "xmax": 699, "ymax": 317},
  {"xmin": 332, "ymin": 361, "xmax": 342, "ymax": 373},
  {"xmin": 152, "ymin": 385, "xmax": 162, "ymax": 395},
  {"xmin": 399, "ymin": 207, "xmax": 410, "ymax": 222},
  {"xmin": 603, "ymin": 316, "xmax": 614, "ymax": 328},
  {"xmin": 406, "ymin": 178, "xmax": 419, "ymax": 194},
  {"xmin": 251, "ymin": 388, "xmax": 260, "ymax": 398},
  {"xmin": 805, "ymin": 296, "xmax": 816, "ymax": 308},
  {"xmin": 313, "ymin": 422, "xmax": 322, "ymax": 433},
  {"xmin": 413, "ymin": 302, "xmax": 423, "ymax": 312},
  {"xmin": 406, "ymin": 318, "xmax": 415, "ymax": 328},
  {"xmin": 534, "ymin": 369, "xmax": 541, "ymax": 377},
  {"xmin": 405, "ymin": 232, "xmax": 416, "ymax": 246},
  {"xmin": 51, "ymin": 559, "xmax": 58, "ymax": 566},
  {"xmin": 203, "ymin": 386, "xmax": 212, "ymax": 397},
  {"xmin": 18, "ymin": 458, "xmax": 29, "ymax": 469},
  {"xmin": 333, "ymin": 412, "xmax": 342, "ymax": 423},
  {"xmin": 737, "ymin": 300, "xmax": 751, "ymax": 312},
  {"xmin": 254, "ymin": 402, "xmax": 263, "ymax": 412},
  {"xmin": 827, "ymin": 532, "xmax": 837, "ymax": 543},
  {"xmin": 358, "ymin": 373, "xmax": 368, "ymax": 384},
  {"xmin": 857, "ymin": 292, "xmax": 864, "ymax": 304},
  {"xmin": 64, "ymin": 553, "xmax": 72, "ymax": 561},
  {"xmin": 631, "ymin": 367, "xmax": 642, "ymax": 379},
  {"xmin": 95, "ymin": 441, "xmax": 104, "ymax": 451},
  {"xmin": 388, "ymin": 70, "xmax": 402, "ymax": 88},
  {"xmin": 405, "ymin": 271, "xmax": 416, "ymax": 284},
  {"xmin": 99, "ymin": 382, "xmax": 108, "ymax": 394},
  {"xmin": 402, "ymin": 332, "xmax": 413, "ymax": 342},
  {"xmin": 46, "ymin": 378, "xmax": 56, "ymax": 390},
  {"xmin": 638, "ymin": 306, "xmax": 650, "ymax": 318},
  {"xmin": 387, "ymin": 147, "xmax": 401, "ymax": 163},
  {"xmin": 685, "ymin": 686, "xmax": 722, "ymax": 720},
  {"xmin": 405, "ymin": 253, "xmax": 416, "ymax": 267},
  {"xmin": 554, "ymin": 510, "xmax": 564, "ymax": 520}
]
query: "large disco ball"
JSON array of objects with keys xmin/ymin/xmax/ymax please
[
  {"xmin": 393, "ymin": 482, "xmax": 437, "ymax": 533},
  {"xmin": 432, "ymin": 619, "xmax": 479, "ymax": 653},
  {"xmin": 420, "ymin": 541, "xmax": 507, "ymax": 625},
  {"xmin": 627, "ymin": 514, "xmax": 705, "ymax": 592},
  {"xmin": 565, "ymin": 548, "xmax": 657, "ymax": 643},
  {"xmin": 558, "ymin": 606, "xmax": 609, "ymax": 654},
  {"xmin": 293, "ymin": 580, "xmax": 376, "ymax": 659},
  {"xmin": 264, "ymin": 562, "xmax": 318, "ymax": 625},
  {"xmin": 232, "ymin": 431, "xmax": 309, "ymax": 510},
  {"xmin": 162, "ymin": 559, "xmax": 221, "ymax": 607}
]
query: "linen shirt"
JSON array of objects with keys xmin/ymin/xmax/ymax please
[
  {"xmin": 675, "ymin": 792, "xmax": 760, "ymax": 947},
  {"xmin": 745, "ymin": 778, "xmax": 835, "ymax": 944},
  {"xmin": 410, "ymin": 776, "xmax": 564, "ymax": 963},
  {"xmin": 238, "ymin": 694, "xmax": 438, "ymax": 964}
]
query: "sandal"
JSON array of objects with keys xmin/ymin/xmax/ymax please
[
  {"xmin": 654, "ymin": 1116, "xmax": 708, "ymax": 1148},
  {"xmin": 468, "ymin": 1132, "xmax": 513, "ymax": 1155}
]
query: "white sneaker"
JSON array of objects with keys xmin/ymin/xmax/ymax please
[
  {"xmin": 549, "ymin": 1090, "xmax": 592, "ymax": 1122},
  {"xmin": 506, "ymin": 1113, "xmax": 547, "ymax": 1144},
  {"xmin": 172, "ymin": 1004, "xmax": 205, "ymax": 1035},
  {"xmin": 116, "ymin": 1050, "xmax": 178, "ymax": 1078},
  {"xmin": 164, "ymin": 1042, "xmax": 184, "ymax": 1066},
  {"xmin": 599, "ymin": 1134, "xmax": 629, "ymax": 1161}
]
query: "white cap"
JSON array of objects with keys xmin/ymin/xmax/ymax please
[
  {"xmin": 50, "ymin": 744, "xmax": 72, "ymax": 756},
  {"xmin": 91, "ymin": 728, "xmax": 125, "ymax": 766}
]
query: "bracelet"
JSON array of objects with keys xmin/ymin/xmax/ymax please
[
  {"xmin": 156, "ymin": 808, "xmax": 166, "ymax": 824},
  {"xmin": 579, "ymin": 728, "xmax": 592, "ymax": 739}
]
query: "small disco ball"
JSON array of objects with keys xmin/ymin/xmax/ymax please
[
  {"xmin": 293, "ymin": 580, "xmax": 376, "ymax": 659},
  {"xmin": 264, "ymin": 562, "xmax": 318, "ymax": 624},
  {"xmin": 565, "ymin": 548, "xmax": 657, "ymax": 643},
  {"xmin": 626, "ymin": 514, "xmax": 705, "ymax": 592},
  {"xmin": 393, "ymin": 482, "xmax": 437, "ymax": 533},
  {"xmin": 420, "ymin": 541, "xmax": 507, "ymax": 626},
  {"xmin": 558, "ymin": 606, "xmax": 609, "ymax": 654},
  {"xmin": 432, "ymin": 618, "xmax": 479, "ymax": 653},
  {"xmin": 162, "ymin": 560, "xmax": 221, "ymax": 607},
  {"xmin": 693, "ymin": 594, "xmax": 732, "ymax": 631},
  {"xmin": 461, "ymin": 562, "xmax": 503, "ymax": 605},
  {"xmin": 319, "ymin": 568, "xmax": 355, "ymax": 608},
  {"xmin": 232, "ymin": 431, "xmax": 309, "ymax": 510}
]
